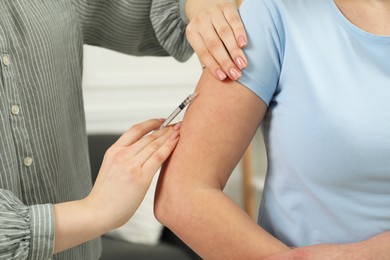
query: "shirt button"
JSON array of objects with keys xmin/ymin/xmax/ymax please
[
  {"xmin": 2, "ymin": 54, "xmax": 10, "ymax": 66},
  {"xmin": 11, "ymin": 105, "xmax": 20, "ymax": 115},
  {"xmin": 23, "ymin": 157, "xmax": 33, "ymax": 167}
]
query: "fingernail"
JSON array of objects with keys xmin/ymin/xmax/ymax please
[
  {"xmin": 170, "ymin": 130, "xmax": 180, "ymax": 141},
  {"xmin": 158, "ymin": 118, "xmax": 166, "ymax": 122},
  {"xmin": 173, "ymin": 122, "xmax": 182, "ymax": 130},
  {"xmin": 229, "ymin": 67, "xmax": 242, "ymax": 80},
  {"xmin": 238, "ymin": 36, "xmax": 247, "ymax": 47},
  {"xmin": 235, "ymin": 56, "xmax": 247, "ymax": 70},
  {"xmin": 216, "ymin": 69, "xmax": 227, "ymax": 81}
]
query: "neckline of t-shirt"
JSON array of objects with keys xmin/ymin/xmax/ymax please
[{"xmin": 326, "ymin": 0, "xmax": 390, "ymax": 45}]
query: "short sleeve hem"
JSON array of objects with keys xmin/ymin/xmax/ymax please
[{"xmin": 238, "ymin": 71, "xmax": 274, "ymax": 106}]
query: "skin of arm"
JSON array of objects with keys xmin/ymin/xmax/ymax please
[
  {"xmin": 154, "ymin": 69, "xmax": 390, "ymax": 259},
  {"xmin": 154, "ymin": 69, "xmax": 290, "ymax": 259},
  {"xmin": 264, "ymin": 231, "xmax": 390, "ymax": 260},
  {"xmin": 53, "ymin": 121, "xmax": 180, "ymax": 253}
]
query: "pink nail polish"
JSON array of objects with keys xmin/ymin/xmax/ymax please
[
  {"xmin": 238, "ymin": 36, "xmax": 247, "ymax": 47},
  {"xmin": 216, "ymin": 70, "xmax": 227, "ymax": 81},
  {"xmin": 170, "ymin": 131, "xmax": 180, "ymax": 141},
  {"xmin": 235, "ymin": 56, "xmax": 247, "ymax": 70},
  {"xmin": 229, "ymin": 67, "xmax": 242, "ymax": 80},
  {"xmin": 173, "ymin": 122, "xmax": 182, "ymax": 130}
]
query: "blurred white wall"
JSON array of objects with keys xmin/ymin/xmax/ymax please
[{"xmin": 82, "ymin": 45, "xmax": 267, "ymax": 220}]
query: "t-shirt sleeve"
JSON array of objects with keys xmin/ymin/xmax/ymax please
[{"xmin": 237, "ymin": 0, "xmax": 284, "ymax": 106}]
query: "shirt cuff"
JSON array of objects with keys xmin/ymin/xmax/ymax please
[
  {"xmin": 150, "ymin": 0, "xmax": 194, "ymax": 62},
  {"xmin": 0, "ymin": 190, "xmax": 54, "ymax": 259},
  {"xmin": 29, "ymin": 204, "xmax": 55, "ymax": 259},
  {"xmin": 179, "ymin": 0, "xmax": 189, "ymax": 24}
]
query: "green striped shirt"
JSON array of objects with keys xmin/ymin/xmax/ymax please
[{"xmin": 0, "ymin": 0, "xmax": 192, "ymax": 259}]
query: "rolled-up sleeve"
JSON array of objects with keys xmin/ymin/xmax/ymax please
[
  {"xmin": 150, "ymin": 0, "xmax": 193, "ymax": 62},
  {"xmin": 73, "ymin": 0, "xmax": 193, "ymax": 62},
  {"xmin": 0, "ymin": 190, "xmax": 54, "ymax": 260}
]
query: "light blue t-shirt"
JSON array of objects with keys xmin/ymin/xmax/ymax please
[{"xmin": 238, "ymin": 0, "xmax": 390, "ymax": 246}]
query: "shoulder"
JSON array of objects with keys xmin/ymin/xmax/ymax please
[
  {"xmin": 240, "ymin": 0, "xmax": 325, "ymax": 20},
  {"xmin": 239, "ymin": 0, "xmax": 329, "ymax": 47}
]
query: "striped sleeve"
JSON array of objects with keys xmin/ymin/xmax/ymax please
[
  {"xmin": 72, "ymin": 0, "xmax": 193, "ymax": 62},
  {"xmin": 150, "ymin": 0, "xmax": 193, "ymax": 62},
  {"xmin": 0, "ymin": 190, "xmax": 54, "ymax": 260}
]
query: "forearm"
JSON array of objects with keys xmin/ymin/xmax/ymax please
[
  {"xmin": 361, "ymin": 231, "xmax": 390, "ymax": 259},
  {"xmin": 53, "ymin": 199, "xmax": 107, "ymax": 254},
  {"xmin": 265, "ymin": 231, "xmax": 390, "ymax": 260},
  {"xmin": 157, "ymin": 181, "xmax": 288, "ymax": 259}
]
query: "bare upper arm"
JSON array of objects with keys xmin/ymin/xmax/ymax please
[
  {"xmin": 157, "ymin": 68, "xmax": 267, "ymax": 196},
  {"xmin": 154, "ymin": 69, "xmax": 290, "ymax": 259}
]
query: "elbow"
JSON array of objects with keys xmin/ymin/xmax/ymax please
[
  {"xmin": 154, "ymin": 188, "xmax": 178, "ymax": 228},
  {"xmin": 153, "ymin": 186, "xmax": 170, "ymax": 226},
  {"xmin": 153, "ymin": 171, "xmax": 189, "ymax": 229}
]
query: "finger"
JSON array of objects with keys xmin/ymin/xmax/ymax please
[
  {"xmin": 186, "ymin": 6, "xmax": 244, "ymax": 81},
  {"xmin": 113, "ymin": 119, "xmax": 164, "ymax": 147},
  {"xmin": 194, "ymin": 37, "xmax": 228, "ymax": 81},
  {"xmin": 200, "ymin": 19, "xmax": 242, "ymax": 80},
  {"xmin": 223, "ymin": 5, "xmax": 248, "ymax": 48},
  {"xmin": 220, "ymin": 6, "xmax": 248, "ymax": 70},
  {"xmin": 141, "ymin": 130, "xmax": 180, "ymax": 180},
  {"xmin": 193, "ymin": 10, "xmax": 241, "ymax": 80},
  {"xmin": 186, "ymin": 24, "xmax": 228, "ymax": 81},
  {"xmin": 131, "ymin": 123, "xmax": 180, "ymax": 162},
  {"xmin": 193, "ymin": 26, "xmax": 241, "ymax": 80},
  {"xmin": 211, "ymin": 14, "xmax": 247, "ymax": 74},
  {"xmin": 126, "ymin": 126, "xmax": 170, "ymax": 155},
  {"xmin": 130, "ymin": 127, "xmax": 179, "ymax": 176}
]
